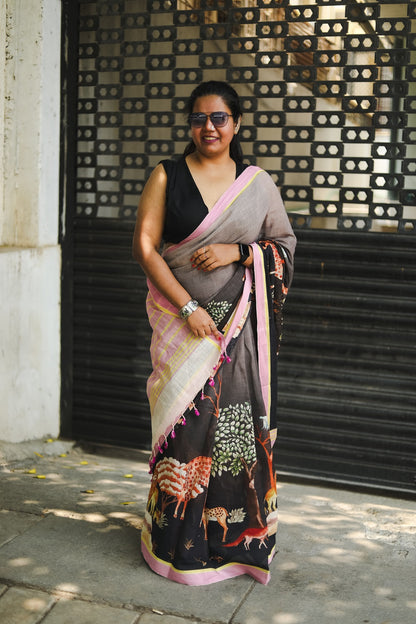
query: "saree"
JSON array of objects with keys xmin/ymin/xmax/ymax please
[{"xmin": 141, "ymin": 165, "xmax": 296, "ymax": 585}]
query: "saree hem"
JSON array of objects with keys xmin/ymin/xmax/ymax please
[{"xmin": 141, "ymin": 529, "xmax": 273, "ymax": 586}]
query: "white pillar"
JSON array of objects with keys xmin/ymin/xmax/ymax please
[{"xmin": 0, "ymin": 0, "xmax": 62, "ymax": 443}]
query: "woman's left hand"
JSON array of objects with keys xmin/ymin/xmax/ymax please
[{"xmin": 191, "ymin": 244, "xmax": 240, "ymax": 272}]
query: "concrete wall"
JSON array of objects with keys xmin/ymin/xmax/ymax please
[{"xmin": 0, "ymin": 0, "xmax": 61, "ymax": 443}]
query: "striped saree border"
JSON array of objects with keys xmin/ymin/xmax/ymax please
[
  {"xmin": 146, "ymin": 284, "xmax": 223, "ymax": 460},
  {"xmin": 141, "ymin": 527, "xmax": 272, "ymax": 586},
  {"xmin": 252, "ymin": 243, "xmax": 272, "ymax": 427}
]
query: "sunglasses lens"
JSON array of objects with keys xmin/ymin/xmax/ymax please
[
  {"xmin": 211, "ymin": 113, "xmax": 228, "ymax": 127},
  {"xmin": 189, "ymin": 114, "xmax": 206, "ymax": 128}
]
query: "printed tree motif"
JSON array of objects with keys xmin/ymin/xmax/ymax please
[
  {"xmin": 211, "ymin": 401, "xmax": 256, "ymax": 477},
  {"xmin": 205, "ymin": 300, "xmax": 232, "ymax": 326},
  {"xmin": 228, "ymin": 507, "xmax": 246, "ymax": 524},
  {"xmin": 241, "ymin": 458, "xmax": 264, "ymax": 528},
  {"xmin": 256, "ymin": 427, "xmax": 278, "ymax": 516},
  {"xmin": 202, "ymin": 370, "xmax": 223, "ymax": 420}
]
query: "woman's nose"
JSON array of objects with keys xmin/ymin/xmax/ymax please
[{"xmin": 204, "ymin": 115, "xmax": 215, "ymax": 130}]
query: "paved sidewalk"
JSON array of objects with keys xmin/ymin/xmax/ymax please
[{"xmin": 0, "ymin": 441, "xmax": 415, "ymax": 624}]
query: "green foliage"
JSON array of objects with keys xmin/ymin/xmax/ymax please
[
  {"xmin": 211, "ymin": 401, "xmax": 256, "ymax": 477},
  {"xmin": 205, "ymin": 300, "xmax": 232, "ymax": 326}
]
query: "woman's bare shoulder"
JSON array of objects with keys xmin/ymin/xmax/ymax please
[{"xmin": 149, "ymin": 162, "xmax": 168, "ymax": 183}]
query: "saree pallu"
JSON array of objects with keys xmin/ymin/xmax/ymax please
[{"xmin": 141, "ymin": 166, "xmax": 296, "ymax": 586}]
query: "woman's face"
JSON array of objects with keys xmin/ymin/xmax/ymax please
[{"xmin": 190, "ymin": 95, "xmax": 239, "ymax": 158}]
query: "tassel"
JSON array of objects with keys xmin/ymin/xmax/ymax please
[
  {"xmin": 171, "ymin": 429, "xmax": 176, "ymax": 439},
  {"xmin": 149, "ymin": 456, "xmax": 156, "ymax": 473}
]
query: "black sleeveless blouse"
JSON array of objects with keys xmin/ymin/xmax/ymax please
[{"xmin": 161, "ymin": 157, "xmax": 248, "ymax": 244}]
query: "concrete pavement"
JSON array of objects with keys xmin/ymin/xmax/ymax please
[{"xmin": 0, "ymin": 440, "xmax": 415, "ymax": 624}]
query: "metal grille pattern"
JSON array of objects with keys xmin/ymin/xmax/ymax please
[{"xmin": 76, "ymin": 0, "xmax": 416, "ymax": 233}]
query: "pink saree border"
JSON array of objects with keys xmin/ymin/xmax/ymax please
[
  {"xmin": 251, "ymin": 243, "xmax": 271, "ymax": 422},
  {"xmin": 164, "ymin": 165, "xmax": 262, "ymax": 256},
  {"xmin": 141, "ymin": 529, "xmax": 272, "ymax": 586}
]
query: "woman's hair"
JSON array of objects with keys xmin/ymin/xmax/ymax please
[{"xmin": 183, "ymin": 80, "xmax": 244, "ymax": 162}]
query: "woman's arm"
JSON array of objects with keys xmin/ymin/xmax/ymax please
[
  {"xmin": 132, "ymin": 164, "xmax": 221, "ymax": 339},
  {"xmin": 132, "ymin": 164, "xmax": 190, "ymax": 309}
]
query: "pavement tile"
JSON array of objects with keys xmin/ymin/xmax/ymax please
[
  {"xmin": 42, "ymin": 598, "xmax": 139, "ymax": 623},
  {"xmin": 0, "ymin": 586, "xmax": 56, "ymax": 624},
  {"xmin": 234, "ymin": 555, "xmax": 416, "ymax": 624},
  {"xmin": 232, "ymin": 485, "xmax": 416, "ymax": 624},
  {"xmin": 0, "ymin": 510, "xmax": 43, "ymax": 548}
]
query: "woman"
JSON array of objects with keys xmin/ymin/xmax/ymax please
[{"xmin": 132, "ymin": 81, "xmax": 296, "ymax": 585}]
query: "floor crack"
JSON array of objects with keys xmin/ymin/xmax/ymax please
[{"xmin": 228, "ymin": 580, "xmax": 256, "ymax": 624}]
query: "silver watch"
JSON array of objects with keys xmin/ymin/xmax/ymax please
[{"xmin": 179, "ymin": 299, "xmax": 199, "ymax": 319}]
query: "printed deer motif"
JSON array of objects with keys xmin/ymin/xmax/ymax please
[
  {"xmin": 149, "ymin": 456, "xmax": 212, "ymax": 520},
  {"xmin": 201, "ymin": 506, "xmax": 229, "ymax": 542},
  {"xmin": 225, "ymin": 526, "xmax": 268, "ymax": 550},
  {"xmin": 264, "ymin": 480, "xmax": 277, "ymax": 515}
]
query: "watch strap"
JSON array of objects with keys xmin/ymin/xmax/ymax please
[{"xmin": 238, "ymin": 243, "xmax": 250, "ymax": 264}]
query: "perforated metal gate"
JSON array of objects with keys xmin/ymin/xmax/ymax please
[{"xmin": 60, "ymin": 0, "xmax": 416, "ymax": 495}]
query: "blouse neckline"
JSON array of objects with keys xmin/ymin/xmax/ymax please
[{"xmin": 183, "ymin": 156, "xmax": 242, "ymax": 213}]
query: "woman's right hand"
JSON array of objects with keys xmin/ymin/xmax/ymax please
[
  {"xmin": 191, "ymin": 243, "xmax": 241, "ymax": 271},
  {"xmin": 186, "ymin": 306, "xmax": 222, "ymax": 341}
]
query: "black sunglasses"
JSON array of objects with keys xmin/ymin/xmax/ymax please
[{"xmin": 188, "ymin": 112, "xmax": 233, "ymax": 128}]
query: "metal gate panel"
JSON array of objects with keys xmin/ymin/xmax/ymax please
[
  {"xmin": 60, "ymin": 0, "xmax": 416, "ymax": 495},
  {"xmin": 72, "ymin": 218, "xmax": 151, "ymax": 446},
  {"xmin": 278, "ymin": 230, "xmax": 416, "ymax": 495}
]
